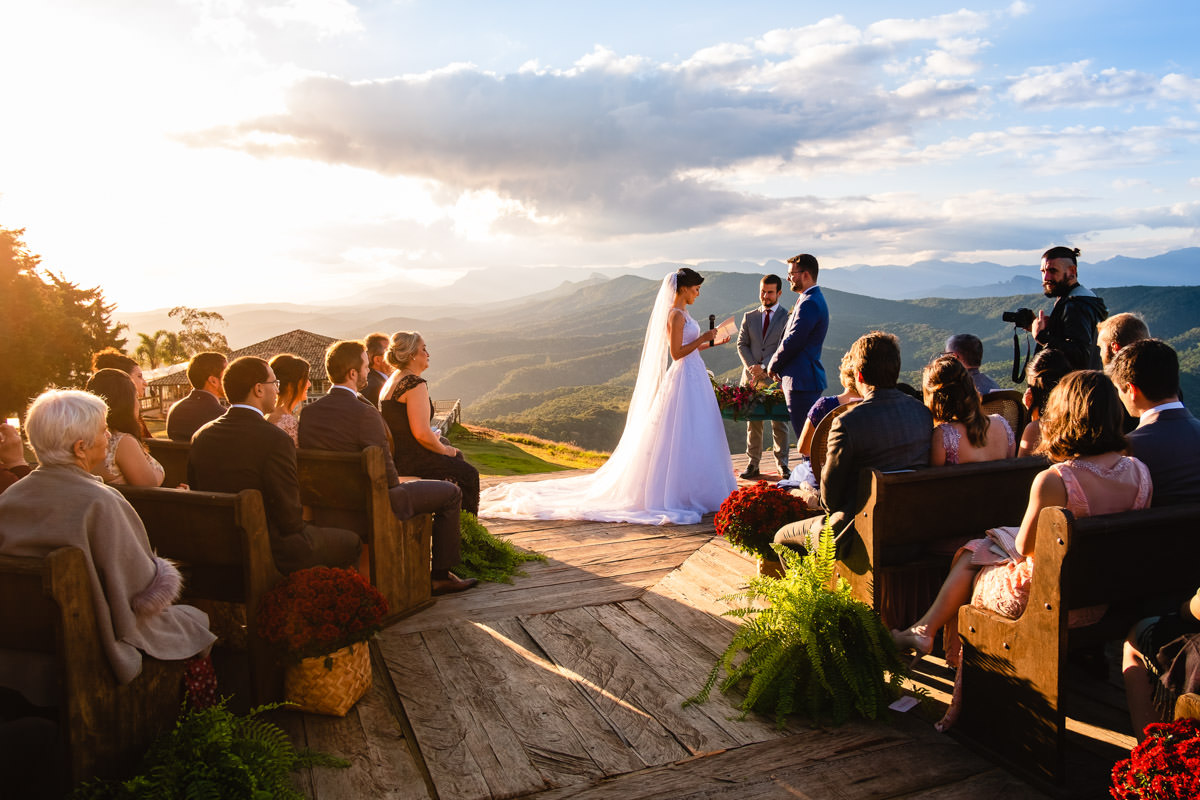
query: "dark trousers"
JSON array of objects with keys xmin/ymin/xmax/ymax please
[
  {"xmin": 388, "ymin": 479, "xmax": 463, "ymax": 572},
  {"xmin": 785, "ymin": 388, "xmax": 822, "ymax": 441}
]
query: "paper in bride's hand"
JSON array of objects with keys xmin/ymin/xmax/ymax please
[
  {"xmin": 713, "ymin": 316, "xmax": 737, "ymax": 345},
  {"xmin": 984, "ymin": 526, "xmax": 1022, "ymax": 563}
]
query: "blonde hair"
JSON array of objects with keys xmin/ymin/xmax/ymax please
[
  {"xmin": 386, "ymin": 331, "xmax": 422, "ymax": 370},
  {"xmin": 838, "ymin": 351, "xmax": 858, "ymax": 393}
]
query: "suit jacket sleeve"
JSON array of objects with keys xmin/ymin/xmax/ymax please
[
  {"xmin": 262, "ymin": 429, "xmax": 307, "ymax": 537},
  {"xmin": 768, "ymin": 298, "xmax": 818, "ymax": 375},
  {"xmin": 736, "ymin": 312, "xmax": 755, "ymax": 369},
  {"xmin": 361, "ymin": 405, "xmax": 403, "ymax": 488},
  {"xmin": 820, "ymin": 414, "xmax": 854, "ymax": 516}
]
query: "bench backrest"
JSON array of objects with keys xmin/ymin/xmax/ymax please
[
  {"xmin": 980, "ymin": 389, "xmax": 1025, "ymax": 437},
  {"xmin": 147, "ymin": 437, "xmax": 190, "ymax": 488},
  {"xmin": 810, "ymin": 401, "xmax": 853, "ymax": 482}
]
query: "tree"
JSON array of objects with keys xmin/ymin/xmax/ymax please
[
  {"xmin": 0, "ymin": 227, "xmax": 127, "ymax": 416},
  {"xmin": 168, "ymin": 306, "xmax": 230, "ymax": 356},
  {"xmin": 134, "ymin": 329, "xmax": 185, "ymax": 369}
]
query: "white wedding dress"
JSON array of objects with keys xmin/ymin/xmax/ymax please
[{"xmin": 479, "ymin": 274, "xmax": 737, "ymax": 525}]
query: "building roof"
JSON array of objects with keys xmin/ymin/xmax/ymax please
[{"xmin": 147, "ymin": 329, "xmax": 338, "ymax": 387}]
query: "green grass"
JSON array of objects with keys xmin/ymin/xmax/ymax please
[{"xmin": 448, "ymin": 424, "xmax": 609, "ymax": 476}]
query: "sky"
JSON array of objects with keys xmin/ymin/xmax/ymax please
[{"xmin": 1, "ymin": 0, "xmax": 1198, "ymax": 312}]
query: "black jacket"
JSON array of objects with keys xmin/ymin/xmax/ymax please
[{"xmin": 1035, "ymin": 284, "xmax": 1108, "ymax": 370}]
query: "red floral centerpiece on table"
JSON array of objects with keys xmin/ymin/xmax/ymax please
[
  {"xmin": 256, "ymin": 567, "xmax": 388, "ymax": 716},
  {"xmin": 715, "ymin": 482, "xmax": 810, "ymax": 564},
  {"xmin": 1110, "ymin": 718, "xmax": 1200, "ymax": 799}
]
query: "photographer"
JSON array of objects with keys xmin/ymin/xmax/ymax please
[{"xmin": 1010, "ymin": 246, "xmax": 1108, "ymax": 371}]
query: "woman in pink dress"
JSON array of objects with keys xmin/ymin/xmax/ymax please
[
  {"xmin": 892, "ymin": 370, "xmax": 1151, "ymax": 730},
  {"xmin": 923, "ymin": 355, "xmax": 1015, "ymax": 465},
  {"xmin": 266, "ymin": 354, "xmax": 310, "ymax": 446}
]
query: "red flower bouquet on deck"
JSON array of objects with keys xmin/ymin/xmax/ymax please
[
  {"xmin": 255, "ymin": 567, "xmax": 388, "ymax": 661},
  {"xmin": 1110, "ymin": 718, "xmax": 1200, "ymax": 800},
  {"xmin": 715, "ymin": 482, "xmax": 810, "ymax": 562}
]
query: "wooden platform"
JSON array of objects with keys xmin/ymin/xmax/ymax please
[{"xmin": 277, "ymin": 459, "xmax": 1133, "ymax": 799}]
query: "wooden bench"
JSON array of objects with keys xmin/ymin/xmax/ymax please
[
  {"xmin": 296, "ymin": 446, "xmax": 433, "ymax": 622},
  {"xmin": 956, "ymin": 502, "xmax": 1200, "ymax": 788},
  {"xmin": 117, "ymin": 485, "xmax": 283, "ymax": 705},
  {"xmin": 0, "ymin": 547, "xmax": 186, "ymax": 784},
  {"xmin": 147, "ymin": 438, "xmax": 434, "ymax": 621},
  {"xmin": 835, "ymin": 457, "xmax": 1048, "ymax": 629}
]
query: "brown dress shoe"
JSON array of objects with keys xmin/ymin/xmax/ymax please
[{"xmin": 432, "ymin": 572, "xmax": 478, "ymax": 595}]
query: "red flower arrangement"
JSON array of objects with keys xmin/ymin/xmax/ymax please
[
  {"xmin": 255, "ymin": 567, "xmax": 388, "ymax": 661},
  {"xmin": 712, "ymin": 380, "xmax": 786, "ymax": 420},
  {"xmin": 715, "ymin": 482, "xmax": 810, "ymax": 561},
  {"xmin": 1110, "ymin": 718, "xmax": 1200, "ymax": 800}
]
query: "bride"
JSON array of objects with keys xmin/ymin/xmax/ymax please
[{"xmin": 479, "ymin": 267, "xmax": 737, "ymax": 524}]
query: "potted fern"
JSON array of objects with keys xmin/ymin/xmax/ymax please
[{"xmin": 688, "ymin": 520, "xmax": 907, "ymax": 726}]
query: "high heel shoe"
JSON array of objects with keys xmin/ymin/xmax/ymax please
[{"xmin": 891, "ymin": 626, "xmax": 933, "ymax": 667}]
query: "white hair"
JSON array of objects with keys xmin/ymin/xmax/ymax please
[{"xmin": 25, "ymin": 390, "xmax": 108, "ymax": 466}]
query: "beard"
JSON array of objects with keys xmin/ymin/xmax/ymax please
[{"xmin": 1043, "ymin": 279, "xmax": 1073, "ymax": 298}]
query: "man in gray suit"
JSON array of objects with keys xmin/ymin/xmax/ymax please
[
  {"xmin": 298, "ymin": 339, "xmax": 476, "ymax": 594},
  {"xmin": 774, "ymin": 331, "xmax": 932, "ymax": 557},
  {"xmin": 736, "ymin": 274, "xmax": 790, "ymax": 479},
  {"xmin": 1111, "ymin": 339, "xmax": 1200, "ymax": 507}
]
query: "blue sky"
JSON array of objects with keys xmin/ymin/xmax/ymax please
[{"xmin": 1, "ymin": 1, "xmax": 1197, "ymax": 311}]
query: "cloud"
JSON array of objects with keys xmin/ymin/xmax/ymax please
[{"xmin": 1007, "ymin": 61, "xmax": 1167, "ymax": 109}]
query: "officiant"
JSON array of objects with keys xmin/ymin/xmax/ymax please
[
  {"xmin": 736, "ymin": 274, "xmax": 791, "ymax": 480},
  {"xmin": 766, "ymin": 253, "xmax": 830, "ymax": 442}
]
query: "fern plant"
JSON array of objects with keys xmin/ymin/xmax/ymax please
[
  {"xmin": 687, "ymin": 519, "xmax": 908, "ymax": 727},
  {"xmin": 455, "ymin": 511, "xmax": 547, "ymax": 583},
  {"xmin": 72, "ymin": 699, "xmax": 347, "ymax": 799}
]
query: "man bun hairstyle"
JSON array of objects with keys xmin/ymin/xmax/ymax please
[
  {"xmin": 222, "ymin": 356, "xmax": 270, "ymax": 404},
  {"xmin": 786, "ymin": 253, "xmax": 819, "ymax": 280},
  {"xmin": 674, "ymin": 267, "xmax": 704, "ymax": 289},
  {"xmin": 1042, "ymin": 246, "xmax": 1081, "ymax": 265}
]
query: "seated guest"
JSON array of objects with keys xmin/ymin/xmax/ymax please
[
  {"xmin": 167, "ymin": 352, "xmax": 228, "ymax": 442},
  {"xmin": 85, "ymin": 369, "xmax": 165, "ymax": 487},
  {"xmin": 188, "ymin": 357, "xmax": 361, "ymax": 574},
  {"xmin": 1017, "ymin": 348, "xmax": 1073, "ymax": 457},
  {"xmin": 265, "ymin": 354, "xmax": 310, "ymax": 446},
  {"xmin": 923, "ymin": 355, "xmax": 1015, "ymax": 465},
  {"xmin": 379, "ymin": 331, "xmax": 481, "ymax": 515},
  {"xmin": 92, "ymin": 347, "xmax": 151, "ymax": 438},
  {"xmin": 299, "ymin": 340, "xmax": 476, "ymax": 595},
  {"xmin": 1097, "ymin": 312, "xmax": 1150, "ymax": 371},
  {"xmin": 362, "ymin": 332, "xmax": 393, "ymax": 407},
  {"xmin": 774, "ymin": 331, "xmax": 932, "ymax": 557},
  {"xmin": 944, "ymin": 333, "xmax": 1000, "ymax": 395},
  {"xmin": 0, "ymin": 390, "xmax": 215, "ymax": 695},
  {"xmin": 893, "ymin": 371, "xmax": 1151, "ymax": 730},
  {"xmin": 1123, "ymin": 586, "xmax": 1200, "ymax": 741},
  {"xmin": 797, "ymin": 351, "xmax": 860, "ymax": 459},
  {"xmin": 1110, "ymin": 339, "xmax": 1200, "ymax": 506},
  {"xmin": 0, "ymin": 422, "xmax": 30, "ymax": 493}
]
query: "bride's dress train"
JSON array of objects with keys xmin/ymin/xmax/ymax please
[{"xmin": 479, "ymin": 277, "xmax": 736, "ymax": 525}]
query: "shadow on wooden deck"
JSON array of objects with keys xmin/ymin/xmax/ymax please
[{"xmin": 276, "ymin": 459, "xmax": 1129, "ymax": 799}]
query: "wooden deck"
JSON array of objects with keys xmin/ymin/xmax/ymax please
[{"xmin": 276, "ymin": 459, "xmax": 1135, "ymax": 799}]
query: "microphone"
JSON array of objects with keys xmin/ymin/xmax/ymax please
[{"xmin": 708, "ymin": 314, "xmax": 721, "ymax": 346}]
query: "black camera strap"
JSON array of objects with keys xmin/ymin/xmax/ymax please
[{"xmin": 1011, "ymin": 329, "xmax": 1031, "ymax": 383}]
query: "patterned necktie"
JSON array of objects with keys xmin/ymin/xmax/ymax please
[{"xmin": 762, "ymin": 308, "xmax": 771, "ymax": 338}]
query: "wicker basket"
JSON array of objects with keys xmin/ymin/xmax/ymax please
[{"xmin": 284, "ymin": 642, "xmax": 372, "ymax": 716}]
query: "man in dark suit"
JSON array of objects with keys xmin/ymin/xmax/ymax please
[
  {"xmin": 188, "ymin": 356, "xmax": 361, "ymax": 574},
  {"xmin": 362, "ymin": 332, "xmax": 393, "ymax": 407},
  {"xmin": 1111, "ymin": 339, "xmax": 1200, "ymax": 506},
  {"xmin": 299, "ymin": 340, "xmax": 476, "ymax": 595},
  {"xmin": 736, "ymin": 274, "xmax": 791, "ymax": 479},
  {"xmin": 774, "ymin": 331, "xmax": 932, "ymax": 556},
  {"xmin": 766, "ymin": 253, "xmax": 829, "ymax": 440},
  {"xmin": 167, "ymin": 352, "xmax": 228, "ymax": 441}
]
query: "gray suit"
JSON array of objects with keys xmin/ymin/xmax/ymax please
[
  {"xmin": 737, "ymin": 304, "xmax": 790, "ymax": 473},
  {"xmin": 775, "ymin": 386, "xmax": 932, "ymax": 555},
  {"xmin": 1127, "ymin": 407, "xmax": 1200, "ymax": 507},
  {"xmin": 298, "ymin": 386, "xmax": 463, "ymax": 571}
]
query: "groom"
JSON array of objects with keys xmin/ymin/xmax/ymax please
[{"xmin": 767, "ymin": 253, "xmax": 829, "ymax": 440}]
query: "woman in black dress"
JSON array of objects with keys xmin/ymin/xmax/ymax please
[{"xmin": 379, "ymin": 331, "xmax": 481, "ymax": 514}]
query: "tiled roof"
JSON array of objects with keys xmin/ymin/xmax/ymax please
[{"xmin": 147, "ymin": 329, "xmax": 338, "ymax": 386}]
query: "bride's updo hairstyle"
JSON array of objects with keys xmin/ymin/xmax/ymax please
[
  {"xmin": 386, "ymin": 331, "xmax": 423, "ymax": 370},
  {"xmin": 674, "ymin": 267, "xmax": 704, "ymax": 291}
]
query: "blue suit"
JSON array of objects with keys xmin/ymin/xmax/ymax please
[
  {"xmin": 1127, "ymin": 407, "xmax": 1200, "ymax": 507},
  {"xmin": 766, "ymin": 285, "xmax": 829, "ymax": 438}
]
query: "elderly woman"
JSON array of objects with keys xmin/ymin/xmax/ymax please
[
  {"xmin": 923, "ymin": 354, "xmax": 1015, "ymax": 465},
  {"xmin": 0, "ymin": 390, "xmax": 215, "ymax": 699},
  {"xmin": 86, "ymin": 368, "xmax": 165, "ymax": 487},
  {"xmin": 379, "ymin": 331, "xmax": 481, "ymax": 514}
]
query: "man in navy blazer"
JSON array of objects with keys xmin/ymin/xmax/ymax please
[
  {"xmin": 167, "ymin": 351, "xmax": 228, "ymax": 441},
  {"xmin": 766, "ymin": 253, "xmax": 829, "ymax": 439},
  {"xmin": 298, "ymin": 340, "xmax": 476, "ymax": 595},
  {"xmin": 1111, "ymin": 339, "xmax": 1200, "ymax": 506}
]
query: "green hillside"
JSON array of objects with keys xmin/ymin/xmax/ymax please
[{"xmin": 412, "ymin": 273, "xmax": 1200, "ymax": 452}]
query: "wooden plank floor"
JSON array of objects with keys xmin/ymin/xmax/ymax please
[{"xmin": 280, "ymin": 456, "xmax": 1132, "ymax": 799}]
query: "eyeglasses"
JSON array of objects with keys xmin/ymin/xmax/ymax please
[{"xmin": 259, "ymin": 380, "xmax": 280, "ymax": 389}]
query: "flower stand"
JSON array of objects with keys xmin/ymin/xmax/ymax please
[{"xmin": 284, "ymin": 642, "xmax": 372, "ymax": 717}]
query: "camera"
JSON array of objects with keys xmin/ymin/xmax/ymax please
[{"xmin": 1002, "ymin": 307, "xmax": 1034, "ymax": 329}]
